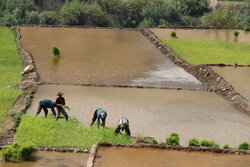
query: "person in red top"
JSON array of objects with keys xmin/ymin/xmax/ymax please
[{"xmin": 55, "ymin": 92, "xmax": 68, "ymax": 121}]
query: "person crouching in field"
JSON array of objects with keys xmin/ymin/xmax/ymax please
[
  {"xmin": 90, "ymin": 108, "xmax": 107, "ymax": 128},
  {"xmin": 115, "ymin": 117, "xmax": 131, "ymax": 136},
  {"xmin": 55, "ymin": 92, "xmax": 68, "ymax": 121},
  {"xmin": 36, "ymin": 99, "xmax": 57, "ymax": 118}
]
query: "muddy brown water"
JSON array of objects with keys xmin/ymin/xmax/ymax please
[
  {"xmin": 151, "ymin": 28, "xmax": 250, "ymax": 42},
  {"xmin": 20, "ymin": 27, "xmax": 201, "ymax": 90},
  {"xmin": 27, "ymin": 85, "xmax": 250, "ymax": 147},
  {"xmin": 0, "ymin": 151, "xmax": 88, "ymax": 167},
  {"xmin": 95, "ymin": 147, "xmax": 250, "ymax": 167},
  {"xmin": 211, "ymin": 66, "xmax": 250, "ymax": 100}
]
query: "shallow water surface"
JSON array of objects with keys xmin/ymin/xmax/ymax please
[
  {"xmin": 95, "ymin": 147, "xmax": 250, "ymax": 167},
  {"xmin": 0, "ymin": 151, "xmax": 88, "ymax": 167},
  {"xmin": 26, "ymin": 85, "xmax": 250, "ymax": 147},
  {"xmin": 151, "ymin": 28, "xmax": 250, "ymax": 42},
  {"xmin": 211, "ymin": 66, "xmax": 250, "ymax": 100},
  {"xmin": 20, "ymin": 27, "xmax": 201, "ymax": 89}
]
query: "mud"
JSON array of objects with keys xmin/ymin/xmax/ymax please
[
  {"xmin": 151, "ymin": 28, "xmax": 250, "ymax": 42},
  {"xmin": 140, "ymin": 28, "xmax": 250, "ymax": 116},
  {"xmin": 0, "ymin": 151, "xmax": 89, "ymax": 167},
  {"xmin": 20, "ymin": 27, "xmax": 201, "ymax": 89},
  {"xmin": 94, "ymin": 147, "xmax": 250, "ymax": 167},
  {"xmin": 27, "ymin": 85, "xmax": 250, "ymax": 147}
]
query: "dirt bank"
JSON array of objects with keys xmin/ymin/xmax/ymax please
[
  {"xmin": 139, "ymin": 28, "xmax": 250, "ymax": 115},
  {"xmin": 0, "ymin": 27, "xmax": 39, "ymax": 146}
]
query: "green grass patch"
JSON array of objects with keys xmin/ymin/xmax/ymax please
[
  {"xmin": 161, "ymin": 38, "xmax": 250, "ymax": 65},
  {"xmin": 15, "ymin": 115, "xmax": 133, "ymax": 149},
  {"xmin": 0, "ymin": 28, "xmax": 22, "ymax": 124}
]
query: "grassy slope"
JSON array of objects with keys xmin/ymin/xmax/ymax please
[
  {"xmin": 0, "ymin": 28, "xmax": 22, "ymax": 124},
  {"xmin": 161, "ymin": 38, "xmax": 250, "ymax": 65},
  {"xmin": 15, "ymin": 115, "xmax": 133, "ymax": 149}
]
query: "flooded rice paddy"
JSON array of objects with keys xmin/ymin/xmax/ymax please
[
  {"xmin": 0, "ymin": 151, "xmax": 88, "ymax": 167},
  {"xmin": 20, "ymin": 27, "xmax": 201, "ymax": 90},
  {"xmin": 211, "ymin": 66, "xmax": 250, "ymax": 100},
  {"xmin": 95, "ymin": 147, "xmax": 250, "ymax": 167},
  {"xmin": 27, "ymin": 85, "xmax": 250, "ymax": 147},
  {"xmin": 151, "ymin": 28, "xmax": 250, "ymax": 42}
]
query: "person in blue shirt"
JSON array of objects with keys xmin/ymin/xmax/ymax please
[
  {"xmin": 36, "ymin": 99, "xmax": 57, "ymax": 118},
  {"xmin": 90, "ymin": 108, "xmax": 107, "ymax": 127}
]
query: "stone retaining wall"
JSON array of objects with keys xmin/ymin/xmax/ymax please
[{"xmin": 139, "ymin": 28, "xmax": 250, "ymax": 115}]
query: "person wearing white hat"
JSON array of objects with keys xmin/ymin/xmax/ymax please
[
  {"xmin": 90, "ymin": 108, "xmax": 107, "ymax": 128},
  {"xmin": 115, "ymin": 117, "xmax": 131, "ymax": 136}
]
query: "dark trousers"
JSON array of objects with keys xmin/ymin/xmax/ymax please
[
  {"xmin": 37, "ymin": 101, "xmax": 56, "ymax": 117},
  {"xmin": 56, "ymin": 108, "xmax": 68, "ymax": 121}
]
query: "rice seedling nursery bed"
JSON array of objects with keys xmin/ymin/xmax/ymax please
[
  {"xmin": 0, "ymin": 28, "xmax": 22, "ymax": 125},
  {"xmin": 15, "ymin": 115, "xmax": 132, "ymax": 149},
  {"xmin": 161, "ymin": 38, "xmax": 250, "ymax": 65}
]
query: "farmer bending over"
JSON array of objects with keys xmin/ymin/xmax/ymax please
[
  {"xmin": 36, "ymin": 99, "xmax": 57, "ymax": 118},
  {"xmin": 90, "ymin": 108, "xmax": 107, "ymax": 127},
  {"xmin": 115, "ymin": 117, "xmax": 131, "ymax": 136},
  {"xmin": 55, "ymin": 92, "xmax": 68, "ymax": 121}
]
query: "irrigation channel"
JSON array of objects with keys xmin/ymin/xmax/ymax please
[
  {"xmin": 0, "ymin": 151, "xmax": 88, "ymax": 167},
  {"xmin": 151, "ymin": 28, "xmax": 250, "ymax": 42},
  {"xmin": 20, "ymin": 27, "xmax": 201, "ymax": 90},
  {"xmin": 27, "ymin": 85, "xmax": 250, "ymax": 147},
  {"xmin": 15, "ymin": 27, "xmax": 250, "ymax": 166},
  {"xmin": 94, "ymin": 147, "xmax": 250, "ymax": 167}
]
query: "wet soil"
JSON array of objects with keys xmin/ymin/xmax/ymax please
[
  {"xmin": 94, "ymin": 147, "xmax": 250, "ymax": 167},
  {"xmin": 27, "ymin": 85, "xmax": 250, "ymax": 147},
  {"xmin": 0, "ymin": 151, "xmax": 89, "ymax": 167},
  {"xmin": 212, "ymin": 66, "xmax": 250, "ymax": 100},
  {"xmin": 20, "ymin": 27, "xmax": 201, "ymax": 89},
  {"xmin": 151, "ymin": 28, "xmax": 250, "ymax": 42}
]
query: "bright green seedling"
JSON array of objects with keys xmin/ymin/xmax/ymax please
[
  {"xmin": 223, "ymin": 144, "xmax": 230, "ymax": 149},
  {"xmin": 188, "ymin": 138, "xmax": 200, "ymax": 147},
  {"xmin": 1, "ymin": 142, "xmax": 38, "ymax": 162},
  {"xmin": 234, "ymin": 31, "xmax": 240, "ymax": 38},
  {"xmin": 170, "ymin": 31, "xmax": 177, "ymax": 38},
  {"xmin": 238, "ymin": 142, "xmax": 249, "ymax": 150},
  {"xmin": 201, "ymin": 140, "xmax": 220, "ymax": 148},
  {"xmin": 62, "ymin": 105, "xmax": 71, "ymax": 111},
  {"xmin": 51, "ymin": 46, "xmax": 61, "ymax": 58},
  {"xmin": 166, "ymin": 133, "xmax": 180, "ymax": 146},
  {"xmin": 243, "ymin": 26, "xmax": 250, "ymax": 31}
]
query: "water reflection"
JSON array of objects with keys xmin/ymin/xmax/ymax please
[{"xmin": 51, "ymin": 57, "xmax": 60, "ymax": 67}]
